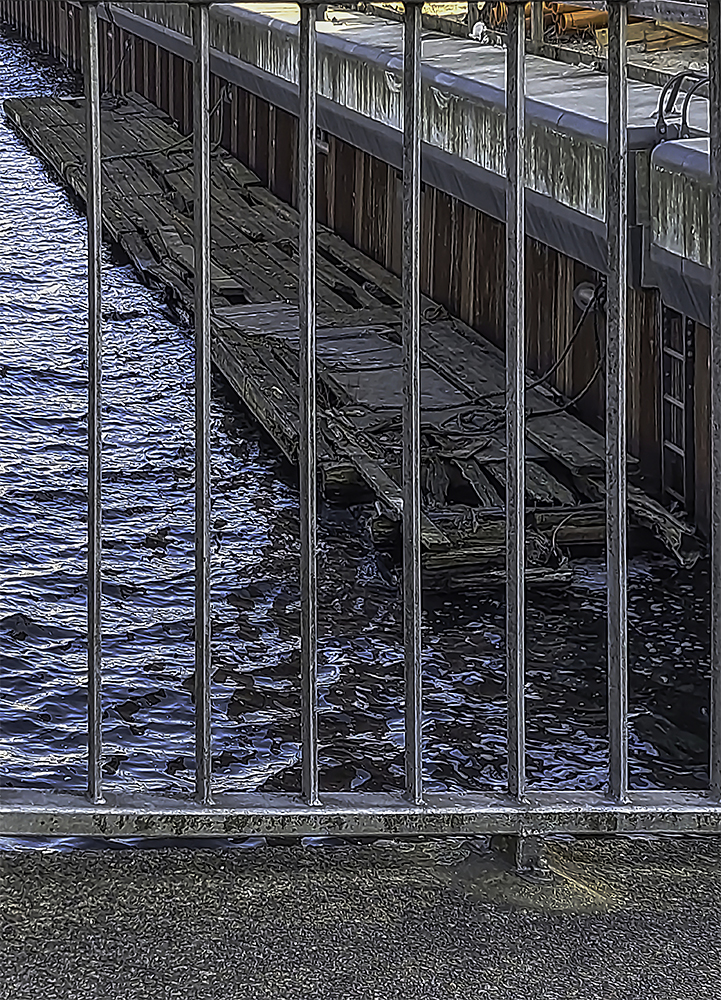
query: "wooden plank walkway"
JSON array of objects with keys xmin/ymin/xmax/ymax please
[{"xmin": 3, "ymin": 92, "xmax": 700, "ymax": 588}]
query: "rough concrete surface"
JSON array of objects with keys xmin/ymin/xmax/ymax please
[{"xmin": 1, "ymin": 834, "xmax": 720, "ymax": 999}]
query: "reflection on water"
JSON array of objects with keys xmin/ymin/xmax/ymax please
[{"xmin": 0, "ymin": 29, "xmax": 712, "ymax": 850}]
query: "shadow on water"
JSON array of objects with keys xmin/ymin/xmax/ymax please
[{"xmin": 0, "ymin": 27, "xmax": 712, "ymax": 851}]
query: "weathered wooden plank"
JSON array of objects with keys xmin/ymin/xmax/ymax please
[
  {"xmin": 218, "ymin": 155, "xmax": 262, "ymax": 189},
  {"xmin": 479, "ymin": 458, "xmax": 578, "ymax": 509},
  {"xmin": 260, "ymin": 237, "xmax": 381, "ymax": 312},
  {"xmin": 212, "ymin": 324, "xmax": 299, "ymax": 462},
  {"xmin": 104, "ymin": 159, "xmax": 165, "ymax": 202},
  {"xmin": 318, "ymin": 229, "xmax": 402, "ymax": 307},
  {"xmin": 322, "ymin": 462, "xmax": 376, "ymax": 504},
  {"xmin": 410, "ymin": 505, "xmax": 608, "ymax": 551},
  {"xmin": 322, "ymin": 417, "xmax": 452, "ymax": 551},
  {"xmin": 162, "ymin": 164, "xmax": 195, "ymax": 200},
  {"xmin": 225, "ymin": 251, "xmax": 292, "ymax": 304},
  {"xmin": 454, "ymin": 459, "xmax": 503, "ymax": 508},
  {"xmin": 98, "ymin": 115, "xmax": 146, "ymax": 156},
  {"xmin": 430, "ymin": 426, "xmax": 546, "ymax": 463},
  {"xmin": 216, "ymin": 305, "xmax": 400, "ymax": 340},
  {"xmin": 215, "ymin": 303, "xmax": 301, "ymax": 338},
  {"xmin": 117, "ymin": 230, "xmax": 157, "ymax": 275},
  {"xmin": 145, "ymin": 259, "xmax": 193, "ymax": 304},
  {"xmin": 116, "ymin": 91, "xmax": 174, "ymax": 120},
  {"xmin": 525, "ymin": 462, "xmax": 578, "ymax": 506},
  {"xmin": 583, "ymin": 477, "xmax": 702, "ymax": 568},
  {"xmin": 153, "ymin": 226, "xmax": 234, "ymax": 284},
  {"xmin": 208, "ymin": 185, "xmax": 298, "ymax": 244},
  {"xmin": 208, "ymin": 222, "xmax": 250, "ymax": 250},
  {"xmin": 259, "ymin": 241, "xmax": 375, "ymax": 314},
  {"xmin": 423, "ymin": 561, "xmax": 573, "ymax": 591}
]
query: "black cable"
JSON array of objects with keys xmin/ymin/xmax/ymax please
[
  {"xmin": 211, "ymin": 84, "xmax": 231, "ymax": 150},
  {"xmin": 366, "ymin": 282, "xmax": 607, "ymax": 439},
  {"xmin": 337, "ymin": 290, "xmax": 605, "ymax": 438},
  {"xmin": 103, "ymin": 36, "xmax": 133, "ymax": 98},
  {"xmin": 525, "ymin": 281, "xmax": 603, "ymax": 393},
  {"xmin": 469, "ymin": 279, "xmax": 604, "ymax": 404},
  {"xmin": 680, "ymin": 76, "xmax": 710, "ymax": 139},
  {"xmin": 529, "ymin": 304, "xmax": 604, "ymax": 419}
]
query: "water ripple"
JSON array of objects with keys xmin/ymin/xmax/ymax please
[{"xmin": 0, "ymin": 28, "xmax": 713, "ymax": 847}]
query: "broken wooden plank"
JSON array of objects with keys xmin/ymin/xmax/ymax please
[
  {"xmin": 322, "ymin": 416, "xmax": 452, "ymax": 550},
  {"xmin": 525, "ymin": 462, "xmax": 578, "ymax": 506},
  {"xmin": 581, "ymin": 476, "xmax": 702, "ymax": 568},
  {"xmin": 117, "ymin": 230, "xmax": 158, "ymax": 275},
  {"xmin": 454, "ymin": 459, "xmax": 504, "ymax": 508},
  {"xmin": 212, "ymin": 322, "xmax": 299, "ymax": 462},
  {"xmin": 480, "ymin": 457, "xmax": 579, "ymax": 508}
]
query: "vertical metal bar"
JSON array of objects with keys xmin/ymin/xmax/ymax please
[
  {"xmin": 402, "ymin": 1, "xmax": 423, "ymax": 805},
  {"xmin": 709, "ymin": 0, "xmax": 721, "ymax": 797},
  {"xmin": 530, "ymin": 1, "xmax": 544, "ymax": 43},
  {"xmin": 606, "ymin": 0, "xmax": 628, "ymax": 802},
  {"xmin": 684, "ymin": 316, "xmax": 696, "ymax": 514},
  {"xmin": 506, "ymin": 0, "xmax": 526, "ymax": 802},
  {"xmin": 299, "ymin": 2, "xmax": 320, "ymax": 806},
  {"xmin": 83, "ymin": 0, "xmax": 103, "ymax": 805},
  {"xmin": 192, "ymin": 1, "xmax": 212, "ymax": 806}
]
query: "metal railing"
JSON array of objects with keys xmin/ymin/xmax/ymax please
[{"xmin": 1, "ymin": 0, "xmax": 721, "ymax": 840}]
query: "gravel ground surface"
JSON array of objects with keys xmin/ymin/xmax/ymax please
[{"xmin": 1, "ymin": 834, "xmax": 720, "ymax": 999}]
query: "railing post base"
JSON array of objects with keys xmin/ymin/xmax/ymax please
[{"xmin": 491, "ymin": 833, "xmax": 551, "ymax": 878}]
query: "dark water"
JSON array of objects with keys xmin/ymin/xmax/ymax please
[{"xmin": 0, "ymin": 31, "xmax": 712, "ymax": 849}]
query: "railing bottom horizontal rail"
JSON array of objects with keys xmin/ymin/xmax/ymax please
[{"xmin": 1, "ymin": 789, "xmax": 720, "ymax": 838}]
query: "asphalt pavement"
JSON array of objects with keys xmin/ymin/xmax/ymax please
[{"xmin": 1, "ymin": 833, "xmax": 720, "ymax": 999}]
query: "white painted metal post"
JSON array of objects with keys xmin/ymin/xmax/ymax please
[
  {"xmin": 606, "ymin": 0, "xmax": 629, "ymax": 803},
  {"xmin": 83, "ymin": 0, "xmax": 103, "ymax": 805},
  {"xmin": 192, "ymin": 1, "xmax": 213, "ymax": 806},
  {"xmin": 403, "ymin": 0, "xmax": 423, "ymax": 805},
  {"xmin": 506, "ymin": 0, "xmax": 526, "ymax": 802},
  {"xmin": 299, "ymin": 2, "xmax": 320, "ymax": 806}
]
